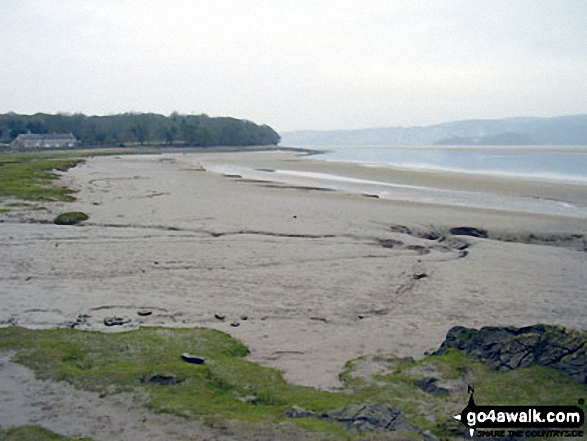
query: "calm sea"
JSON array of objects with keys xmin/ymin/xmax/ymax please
[{"xmin": 311, "ymin": 145, "xmax": 587, "ymax": 184}]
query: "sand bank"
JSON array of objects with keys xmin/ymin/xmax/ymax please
[{"xmin": 1, "ymin": 150, "xmax": 586, "ymax": 394}]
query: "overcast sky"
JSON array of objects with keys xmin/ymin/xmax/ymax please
[{"xmin": 1, "ymin": 1, "xmax": 586, "ymax": 132}]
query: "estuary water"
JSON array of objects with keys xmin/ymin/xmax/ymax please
[{"xmin": 311, "ymin": 145, "xmax": 587, "ymax": 184}]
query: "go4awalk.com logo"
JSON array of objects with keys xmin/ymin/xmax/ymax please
[{"xmin": 453, "ymin": 386, "xmax": 585, "ymax": 438}]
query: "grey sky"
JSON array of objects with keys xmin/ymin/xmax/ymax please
[{"xmin": 1, "ymin": 0, "xmax": 586, "ymax": 132}]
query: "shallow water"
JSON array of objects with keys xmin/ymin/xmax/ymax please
[{"xmin": 311, "ymin": 145, "xmax": 587, "ymax": 184}]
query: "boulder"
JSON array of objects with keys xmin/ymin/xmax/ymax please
[
  {"xmin": 433, "ymin": 324, "xmax": 587, "ymax": 383},
  {"xmin": 53, "ymin": 212, "xmax": 89, "ymax": 226}
]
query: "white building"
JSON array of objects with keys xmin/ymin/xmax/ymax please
[{"xmin": 9, "ymin": 133, "xmax": 79, "ymax": 149}]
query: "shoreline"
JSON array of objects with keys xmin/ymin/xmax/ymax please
[
  {"xmin": 301, "ymin": 144, "xmax": 587, "ymax": 186},
  {"xmin": 198, "ymin": 149, "xmax": 587, "ymax": 220},
  {"xmin": 315, "ymin": 157, "xmax": 587, "ymax": 185},
  {"xmin": 1, "ymin": 150, "xmax": 586, "ymax": 391}
]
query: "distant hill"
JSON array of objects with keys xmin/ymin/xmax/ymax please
[{"xmin": 280, "ymin": 115, "xmax": 587, "ymax": 146}]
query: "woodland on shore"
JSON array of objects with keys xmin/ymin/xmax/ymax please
[{"xmin": 0, "ymin": 112, "xmax": 280, "ymax": 147}]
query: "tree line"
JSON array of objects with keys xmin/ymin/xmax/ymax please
[{"xmin": 0, "ymin": 112, "xmax": 281, "ymax": 147}]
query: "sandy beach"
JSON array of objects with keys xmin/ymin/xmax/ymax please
[{"xmin": 1, "ymin": 149, "xmax": 587, "ymax": 438}]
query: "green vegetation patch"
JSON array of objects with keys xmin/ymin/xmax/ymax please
[
  {"xmin": 1, "ymin": 326, "xmax": 584, "ymax": 440},
  {"xmin": 5, "ymin": 202, "xmax": 34, "ymax": 207},
  {"xmin": 338, "ymin": 350, "xmax": 587, "ymax": 438},
  {"xmin": 0, "ymin": 425, "xmax": 91, "ymax": 441},
  {"xmin": 0, "ymin": 327, "xmax": 352, "ymax": 439},
  {"xmin": 0, "ymin": 147, "xmax": 311, "ymax": 214},
  {"xmin": 0, "ymin": 153, "xmax": 82, "ymax": 201},
  {"xmin": 53, "ymin": 212, "xmax": 89, "ymax": 225}
]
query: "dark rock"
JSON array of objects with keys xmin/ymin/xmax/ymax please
[
  {"xmin": 449, "ymin": 227, "xmax": 488, "ymax": 238},
  {"xmin": 181, "ymin": 353, "xmax": 205, "ymax": 364},
  {"xmin": 433, "ymin": 324, "xmax": 587, "ymax": 383},
  {"xmin": 103, "ymin": 317, "xmax": 130, "ymax": 327},
  {"xmin": 53, "ymin": 211, "xmax": 89, "ymax": 226},
  {"xmin": 415, "ymin": 377, "xmax": 449, "ymax": 396},
  {"xmin": 137, "ymin": 309, "xmax": 153, "ymax": 316},
  {"xmin": 143, "ymin": 374, "xmax": 182, "ymax": 386},
  {"xmin": 412, "ymin": 273, "xmax": 428, "ymax": 280},
  {"xmin": 230, "ymin": 321, "xmax": 240, "ymax": 327},
  {"xmin": 214, "ymin": 313, "xmax": 225, "ymax": 321},
  {"xmin": 286, "ymin": 403, "xmax": 432, "ymax": 438},
  {"xmin": 240, "ymin": 316, "xmax": 248, "ymax": 321}
]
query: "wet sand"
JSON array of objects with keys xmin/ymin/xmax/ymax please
[{"xmin": 1, "ymin": 150, "xmax": 586, "ymax": 437}]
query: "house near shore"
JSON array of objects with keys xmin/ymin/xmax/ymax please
[{"xmin": 9, "ymin": 133, "xmax": 79, "ymax": 150}]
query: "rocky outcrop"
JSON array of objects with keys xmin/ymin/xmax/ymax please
[
  {"xmin": 433, "ymin": 324, "xmax": 587, "ymax": 383},
  {"xmin": 286, "ymin": 403, "xmax": 435, "ymax": 439}
]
